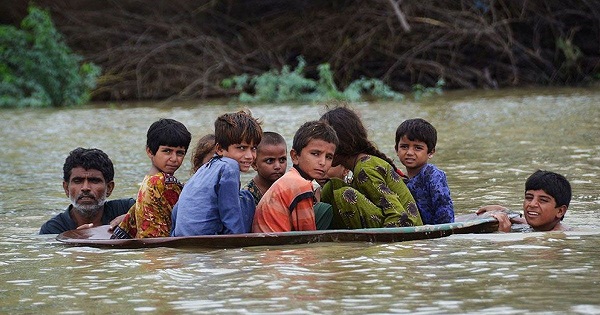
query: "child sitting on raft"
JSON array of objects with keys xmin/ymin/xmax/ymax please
[
  {"xmin": 319, "ymin": 105, "xmax": 423, "ymax": 229},
  {"xmin": 112, "ymin": 118, "xmax": 191, "ymax": 239},
  {"xmin": 252, "ymin": 120, "xmax": 338, "ymax": 232}
]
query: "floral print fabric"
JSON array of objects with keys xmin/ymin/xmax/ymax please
[
  {"xmin": 321, "ymin": 155, "xmax": 423, "ymax": 229},
  {"xmin": 116, "ymin": 172, "xmax": 182, "ymax": 238}
]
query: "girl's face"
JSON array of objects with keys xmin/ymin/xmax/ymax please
[{"xmin": 147, "ymin": 145, "xmax": 186, "ymax": 174}]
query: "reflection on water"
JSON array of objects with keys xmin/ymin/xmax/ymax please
[{"xmin": 1, "ymin": 87, "xmax": 599, "ymax": 313}]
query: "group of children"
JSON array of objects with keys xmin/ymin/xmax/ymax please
[{"xmin": 111, "ymin": 105, "xmax": 571, "ymax": 239}]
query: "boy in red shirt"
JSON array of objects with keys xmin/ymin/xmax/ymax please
[{"xmin": 252, "ymin": 120, "xmax": 338, "ymax": 232}]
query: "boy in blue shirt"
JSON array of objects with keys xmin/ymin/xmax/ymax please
[
  {"xmin": 171, "ymin": 110, "xmax": 262, "ymax": 236},
  {"xmin": 395, "ymin": 118, "xmax": 454, "ymax": 224}
]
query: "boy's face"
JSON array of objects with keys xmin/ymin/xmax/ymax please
[
  {"xmin": 290, "ymin": 139, "xmax": 336, "ymax": 181},
  {"xmin": 253, "ymin": 143, "xmax": 287, "ymax": 184},
  {"xmin": 147, "ymin": 145, "xmax": 186, "ymax": 174},
  {"xmin": 396, "ymin": 135, "xmax": 432, "ymax": 174},
  {"xmin": 522, "ymin": 189, "xmax": 567, "ymax": 230},
  {"xmin": 218, "ymin": 141, "xmax": 256, "ymax": 172}
]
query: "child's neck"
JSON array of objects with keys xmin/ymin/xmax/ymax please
[
  {"xmin": 149, "ymin": 165, "xmax": 162, "ymax": 176},
  {"xmin": 293, "ymin": 164, "xmax": 313, "ymax": 181},
  {"xmin": 406, "ymin": 164, "xmax": 426, "ymax": 179},
  {"xmin": 252, "ymin": 174, "xmax": 274, "ymax": 195}
]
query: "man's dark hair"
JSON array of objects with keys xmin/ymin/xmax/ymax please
[
  {"xmin": 525, "ymin": 170, "xmax": 572, "ymax": 208},
  {"xmin": 394, "ymin": 118, "xmax": 437, "ymax": 153},
  {"xmin": 63, "ymin": 148, "xmax": 114, "ymax": 182},
  {"xmin": 147, "ymin": 118, "xmax": 192, "ymax": 154}
]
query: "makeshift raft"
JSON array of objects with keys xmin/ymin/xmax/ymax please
[{"xmin": 56, "ymin": 215, "xmax": 498, "ymax": 249}]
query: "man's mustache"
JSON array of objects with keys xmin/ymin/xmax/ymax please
[{"xmin": 77, "ymin": 193, "xmax": 96, "ymax": 201}]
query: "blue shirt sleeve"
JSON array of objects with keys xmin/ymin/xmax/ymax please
[
  {"xmin": 429, "ymin": 169, "xmax": 454, "ymax": 224},
  {"xmin": 217, "ymin": 162, "xmax": 246, "ymax": 234}
]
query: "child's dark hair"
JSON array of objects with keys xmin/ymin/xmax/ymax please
[
  {"xmin": 525, "ymin": 170, "xmax": 572, "ymax": 210},
  {"xmin": 259, "ymin": 132, "xmax": 286, "ymax": 150},
  {"xmin": 63, "ymin": 147, "xmax": 114, "ymax": 182},
  {"xmin": 394, "ymin": 118, "xmax": 437, "ymax": 153},
  {"xmin": 190, "ymin": 133, "xmax": 216, "ymax": 174},
  {"xmin": 147, "ymin": 118, "xmax": 192, "ymax": 155},
  {"xmin": 320, "ymin": 105, "xmax": 398, "ymax": 171},
  {"xmin": 292, "ymin": 120, "xmax": 339, "ymax": 153},
  {"xmin": 215, "ymin": 110, "xmax": 262, "ymax": 150}
]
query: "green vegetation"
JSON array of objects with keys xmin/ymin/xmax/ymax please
[
  {"xmin": 0, "ymin": 6, "xmax": 100, "ymax": 108},
  {"xmin": 412, "ymin": 79, "xmax": 445, "ymax": 101},
  {"xmin": 222, "ymin": 56, "xmax": 412, "ymax": 103}
]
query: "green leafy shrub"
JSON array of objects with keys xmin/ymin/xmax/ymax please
[
  {"xmin": 412, "ymin": 78, "xmax": 445, "ymax": 101},
  {"xmin": 222, "ymin": 56, "xmax": 409, "ymax": 103},
  {"xmin": 0, "ymin": 6, "xmax": 100, "ymax": 108}
]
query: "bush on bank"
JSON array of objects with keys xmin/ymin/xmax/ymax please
[
  {"xmin": 0, "ymin": 6, "xmax": 100, "ymax": 108},
  {"xmin": 222, "ymin": 56, "xmax": 407, "ymax": 103}
]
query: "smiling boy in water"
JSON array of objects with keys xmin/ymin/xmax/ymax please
[{"xmin": 477, "ymin": 170, "xmax": 571, "ymax": 232}]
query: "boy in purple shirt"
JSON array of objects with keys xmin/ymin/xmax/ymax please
[
  {"xmin": 395, "ymin": 118, "xmax": 454, "ymax": 224},
  {"xmin": 171, "ymin": 110, "xmax": 262, "ymax": 236}
]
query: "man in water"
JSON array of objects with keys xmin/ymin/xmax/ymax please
[{"xmin": 39, "ymin": 148, "xmax": 134, "ymax": 234}]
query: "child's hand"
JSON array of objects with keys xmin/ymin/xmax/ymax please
[
  {"xmin": 488, "ymin": 212, "xmax": 512, "ymax": 232},
  {"xmin": 108, "ymin": 214, "xmax": 127, "ymax": 232},
  {"xmin": 76, "ymin": 223, "xmax": 94, "ymax": 230}
]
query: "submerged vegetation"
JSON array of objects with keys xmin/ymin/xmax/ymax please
[{"xmin": 0, "ymin": 6, "xmax": 100, "ymax": 108}]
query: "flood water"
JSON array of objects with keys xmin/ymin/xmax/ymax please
[{"xmin": 1, "ymin": 87, "xmax": 599, "ymax": 314}]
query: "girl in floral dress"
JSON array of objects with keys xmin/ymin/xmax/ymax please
[{"xmin": 319, "ymin": 106, "xmax": 423, "ymax": 229}]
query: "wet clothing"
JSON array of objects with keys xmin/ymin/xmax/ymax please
[
  {"xmin": 321, "ymin": 155, "xmax": 423, "ymax": 229},
  {"xmin": 171, "ymin": 156, "xmax": 255, "ymax": 236},
  {"xmin": 39, "ymin": 198, "xmax": 135, "ymax": 234},
  {"xmin": 406, "ymin": 163, "xmax": 454, "ymax": 225},
  {"xmin": 112, "ymin": 172, "xmax": 182, "ymax": 239},
  {"xmin": 253, "ymin": 167, "xmax": 318, "ymax": 232}
]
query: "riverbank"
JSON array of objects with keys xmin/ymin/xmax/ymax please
[{"xmin": 2, "ymin": 1, "xmax": 600, "ymax": 102}]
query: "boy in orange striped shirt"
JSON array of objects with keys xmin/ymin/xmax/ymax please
[{"xmin": 252, "ymin": 120, "xmax": 338, "ymax": 232}]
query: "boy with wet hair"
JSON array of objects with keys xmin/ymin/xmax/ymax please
[
  {"xmin": 252, "ymin": 120, "xmax": 338, "ymax": 232},
  {"xmin": 172, "ymin": 110, "xmax": 262, "ymax": 236},
  {"xmin": 112, "ymin": 118, "xmax": 191, "ymax": 238},
  {"xmin": 477, "ymin": 170, "xmax": 572, "ymax": 232},
  {"xmin": 243, "ymin": 131, "xmax": 288, "ymax": 206},
  {"xmin": 395, "ymin": 118, "xmax": 454, "ymax": 224}
]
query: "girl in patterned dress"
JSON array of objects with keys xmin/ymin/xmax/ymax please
[
  {"xmin": 319, "ymin": 106, "xmax": 423, "ymax": 229},
  {"xmin": 112, "ymin": 118, "xmax": 191, "ymax": 238}
]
